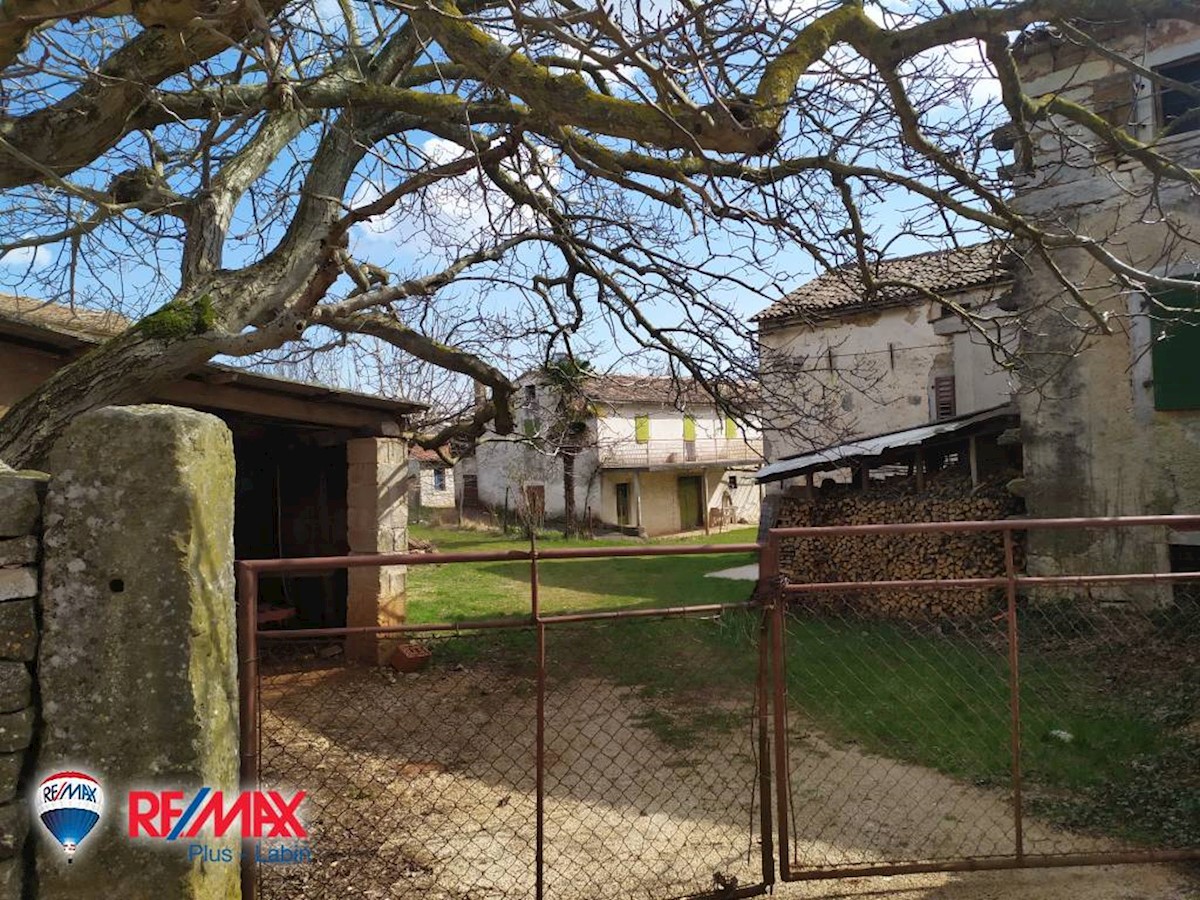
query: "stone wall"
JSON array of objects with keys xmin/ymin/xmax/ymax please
[
  {"xmin": 0, "ymin": 465, "xmax": 43, "ymax": 899},
  {"xmin": 0, "ymin": 406, "xmax": 241, "ymax": 899},
  {"xmin": 1011, "ymin": 18, "xmax": 1200, "ymax": 598}
]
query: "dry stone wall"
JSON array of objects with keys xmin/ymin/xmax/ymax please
[{"xmin": 0, "ymin": 465, "xmax": 45, "ymax": 899}]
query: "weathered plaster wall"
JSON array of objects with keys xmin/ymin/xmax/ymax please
[
  {"xmin": 1013, "ymin": 19, "xmax": 1200, "ymax": 588},
  {"xmin": 474, "ymin": 439, "xmax": 601, "ymax": 521},
  {"xmin": 758, "ymin": 289, "xmax": 1015, "ymax": 469},
  {"xmin": 415, "ymin": 465, "xmax": 456, "ymax": 509}
]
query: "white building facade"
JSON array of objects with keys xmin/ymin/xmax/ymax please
[
  {"xmin": 755, "ymin": 243, "xmax": 1018, "ymax": 488},
  {"xmin": 475, "ymin": 374, "xmax": 763, "ymax": 536}
]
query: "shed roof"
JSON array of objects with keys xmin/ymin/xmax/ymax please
[
  {"xmin": 756, "ymin": 404, "xmax": 1017, "ymax": 484},
  {"xmin": 0, "ymin": 295, "xmax": 426, "ymax": 422},
  {"xmin": 752, "ymin": 242, "xmax": 1011, "ymax": 325}
]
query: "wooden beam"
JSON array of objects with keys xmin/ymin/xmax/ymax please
[
  {"xmin": 915, "ymin": 448, "xmax": 926, "ymax": 493},
  {"xmin": 968, "ymin": 436, "xmax": 979, "ymax": 488},
  {"xmin": 805, "ymin": 471, "xmax": 815, "ymax": 500},
  {"xmin": 154, "ymin": 379, "xmax": 403, "ymax": 433}
]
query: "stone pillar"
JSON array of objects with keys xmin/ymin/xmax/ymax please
[
  {"xmin": 37, "ymin": 406, "xmax": 238, "ymax": 899},
  {"xmin": 345, "ymin": 437, "xmax": 408, "ymax": 664},
  {"xmin": 0, "ymin": 465, "xmax": 44, "ymax": 900}
]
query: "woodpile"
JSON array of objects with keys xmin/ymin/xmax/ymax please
[{"xmin": 775, "ymin": 469, "xmax": 1023, "ymax": 621}]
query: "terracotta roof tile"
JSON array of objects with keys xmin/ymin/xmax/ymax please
[
  {"xmin": 753, "ymin": 242, "xmax": 1011, "ymax": 324},
  {"xmin": 0, "ymin": 295, "xmax": 128, "ymax": 338}
]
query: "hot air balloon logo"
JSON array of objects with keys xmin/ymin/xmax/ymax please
[{"xmin": 34, "ymin": 771, "xmax": 104, "ymax": 862}]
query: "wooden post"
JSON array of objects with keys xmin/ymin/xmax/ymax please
[
  {"xmin": 969, "ymin": 435, "xmax": 979, "ymax": 488},
  {"xmin": 633, "ymin": 470, "xmax": 644, "ymax": 536},
  {"xmin": 915, "ymin": 448, "xmax": 926, "ymax": 493},
  {"xmin": 860, "ymin": 463, "xmax": 870, "ymax": 491},
  {"xmin": 702, "ymin": 469, "xmax": 711, "ymax": 535},
  {"xmin": 805, "ymin": 471, "xmax": 815, "ymax": 500}
]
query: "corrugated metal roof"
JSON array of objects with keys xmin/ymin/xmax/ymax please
[
  {"xmin": 756, "ymin": 404, "xmax": 1015, "ymax": 483},
  {"xmin": 752, "ymin": 242, "xmax": 1010, "ymax": 324}
]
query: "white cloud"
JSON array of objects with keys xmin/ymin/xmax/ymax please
[
  {"xmin": 349, "ymin": 137, "xmax": 560, "ymax": 263},
  {"xmin": 0, "ymin": 242, "xmax": 51, "ymax": 270}
]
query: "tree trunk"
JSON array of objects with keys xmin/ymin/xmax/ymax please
[
  {"xmin": 562, "ymin": 446, "xmax": 577, "ymax": 538},
  {"xmin": 0, "ymin": 323, "xmax": 223, "ymax": 468}
]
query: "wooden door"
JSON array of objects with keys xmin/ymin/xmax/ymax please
[
  {"xmin": 677, "ymin": 476, "xmax": 703, "ymax": 530},
  {"xmin": 615, "ymin": 482, "xmax": 631, "ymax": 526}
]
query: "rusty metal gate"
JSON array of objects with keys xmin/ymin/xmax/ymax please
[{"xmin": 238, "ymin": 516, "xmax": 1200, "ymax": 899}]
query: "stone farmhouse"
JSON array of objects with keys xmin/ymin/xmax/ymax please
[
  {"xmin": 756, "ymin": 13, "xmax": 1200, "ymax": 593},
  {"xmin": 472, "ymin": 373, "xmax": 763, "ymax": 536}
]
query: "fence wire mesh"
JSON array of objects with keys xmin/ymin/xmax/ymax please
[
  {"xmin": 776, "ymin": 575, "xmax": 1200, "ymax": 876},
  {"xmin": 257, "ymin": 629, "xmax": 537, "ymax": 900},
  {"xmin": 541, "ymin": 614, "xmax": 767, "ymax": 900}
]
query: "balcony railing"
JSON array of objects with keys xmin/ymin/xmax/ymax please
[{"xmin": 599, "ymin": 438, "xmax": 764, "ymax": 468}]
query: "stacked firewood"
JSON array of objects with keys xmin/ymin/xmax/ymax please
[{"xmin": 773, "ymin": 470, "xmax": 1023, "ymax": 621}]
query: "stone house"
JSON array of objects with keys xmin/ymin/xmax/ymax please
[
  {"xmin": 754, "ymin": 241, "xmax": 1018, "ymax": 490},
  {"xmin": 0, "ymin": 295, "xmax": 422, "ymax": 649},
  {"xmin": 408, "ymin": 445, "xmax": 458, "ymax": 523},
  {"xmin": 474, "ymin": 373, "xmax": 763, "ymax": 536},
  {"xmin": 1006, "ymin": 16, "xmax": 1200, "ymax": 588}
]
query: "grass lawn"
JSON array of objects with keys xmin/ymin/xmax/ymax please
[
  {"xmin": 405, "ymin": 523, "xmax": 759, "ymax": 623},
  {"xmin": 404, "ymin": 523, "xmax": 1198, "ymax": 848}
]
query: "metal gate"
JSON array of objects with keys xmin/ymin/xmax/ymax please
[
  {"xmin": 238, "ymin": 516, "xmax": 1200, "ymax": 899},
  {"xmin": 238, "ymin": 540, "xmax": 772, "ymax": 900}
]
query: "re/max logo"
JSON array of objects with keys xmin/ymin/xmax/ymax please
[
  {"xmin": 42, "ymin": 782, "xmax": 98, "ymax": 804},
  {"xmin": 128, "ymin": 790, "xmax": 307, "ymax": 840}
]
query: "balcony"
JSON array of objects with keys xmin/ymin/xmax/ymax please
[{"xmin": 599, "ymin": 438, "xmax": 764, "ymax": 469}]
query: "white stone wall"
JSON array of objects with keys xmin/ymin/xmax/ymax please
[{"xmin": 415, "ymin": 464, "xmax": 456, "ymax": 509}]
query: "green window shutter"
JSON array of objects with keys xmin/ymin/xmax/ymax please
[
  {"xmin": 724, "ymin": 416, "xmax": 737, "ymax": 440},
  {"xmin": 683, "ymin": 415, "xmax": 696, "ymax": 442},
  {"xmin": 635, "ymin": 415, "xmax": 650, "ymax": 443},
  {"xmin": 1151, "ymin": 282, "xmax": 1200, "ymax": 411}
]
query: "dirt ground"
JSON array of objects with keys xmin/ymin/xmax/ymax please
[{"xmin": 257, "ymin": 661, "xmax": 1198, "ymax": 900}]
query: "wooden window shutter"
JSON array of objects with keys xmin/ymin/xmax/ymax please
[
  {"xmin": 634, "ymin": 415, "xmax": 650, "ymax": 443},
  {"xmin": 1151, "ymin": 282, "xmax": 1200, "ymax": 410},
  {"xmin": 682, "ymin": 414, "xmax": 697, "ymax": 442},
  {"xmin": 724, "ymin": 416, "xmax": 737, "ymax": 440},
  {"xmin": 933, "ymin": 376, "xmax": 956, "ymax": 420}
]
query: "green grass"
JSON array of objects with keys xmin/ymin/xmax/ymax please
[
  {"xmin": 406, "ymin": 524, "xmax": 758, "ymax": 623},
  {"xmin": 405, "ymin": 524, "xmax": 1198, "ymax": 847}
]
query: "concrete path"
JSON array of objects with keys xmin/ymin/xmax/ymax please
[{"xmin": 704, "ymin": 563, "xmax": 759, "ymax": 581}]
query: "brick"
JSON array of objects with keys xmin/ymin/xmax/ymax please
[
  {"xmin": 0, "ymin": 666, "xmax": 29, "ymax": 714},
  {"xmin": 0, "ymin": 477, "xmax": 40, "ymax": 538},
  {"xmin": 0, "ymin": 602, "xmax": 36, "ymax": 661},
  {"xmin": 0, "ymin": 754, "xmax": 23, "ymax": 804},
  {"xmin": 0, "ymin": 538, "xmax": 36, "ymax": 568},
  {"xmin": 0, "ymin": 570, "xmax": 35, "ymax": 603},
  {"xmin": 0, "ymin": 710, "xmax": 32, "ymax": 754}
]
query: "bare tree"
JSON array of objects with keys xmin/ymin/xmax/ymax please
[{"xmin": 0, "ymin": 0, "xmax": 1198, "ymax": 467}]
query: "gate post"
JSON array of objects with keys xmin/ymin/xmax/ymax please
[{"xmin": 761, "ymin": 534, "xmax": 791, "ymax": 881}]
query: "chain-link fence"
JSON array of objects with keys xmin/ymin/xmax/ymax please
[
  {"xmin": 258, "ymin": 629, "xmax": 538, "ymax": 899},
  {"xmin": 241, "ymin": 519, "xmax": 1200, "ymax": 898},
  {"xmin": 765, "ymin": 517, "xmax": 1200, "ymax": 881}
]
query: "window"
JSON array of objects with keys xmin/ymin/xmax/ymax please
[
  {"xmin": 524, "ymin": 384, "xmax": 537, "ymax": 405},
  {"xmin": 724, "ymin": 416, "xmax": 737, "ymax": 440},
  {"xmin": 1151, "ymin": 281, "xmax": 1200, "ymax": 410},
  {"xmin": 432, "ymin": 467, "xmax": 446, "ymax": 491},
  {"xmin": 634, "ymin": 415, "xmax": 650, "ymax": 444},
  {"xmin": 1156, "ymin": 55, "xmax": 1200, "ymax": 136},
  {"xmin": 933, "ymin": 376, "xmax": 956, "ymax": 420},
  {"xmin": 728, "ymin": 475, "xmax": 738, "ymax": 489}
]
